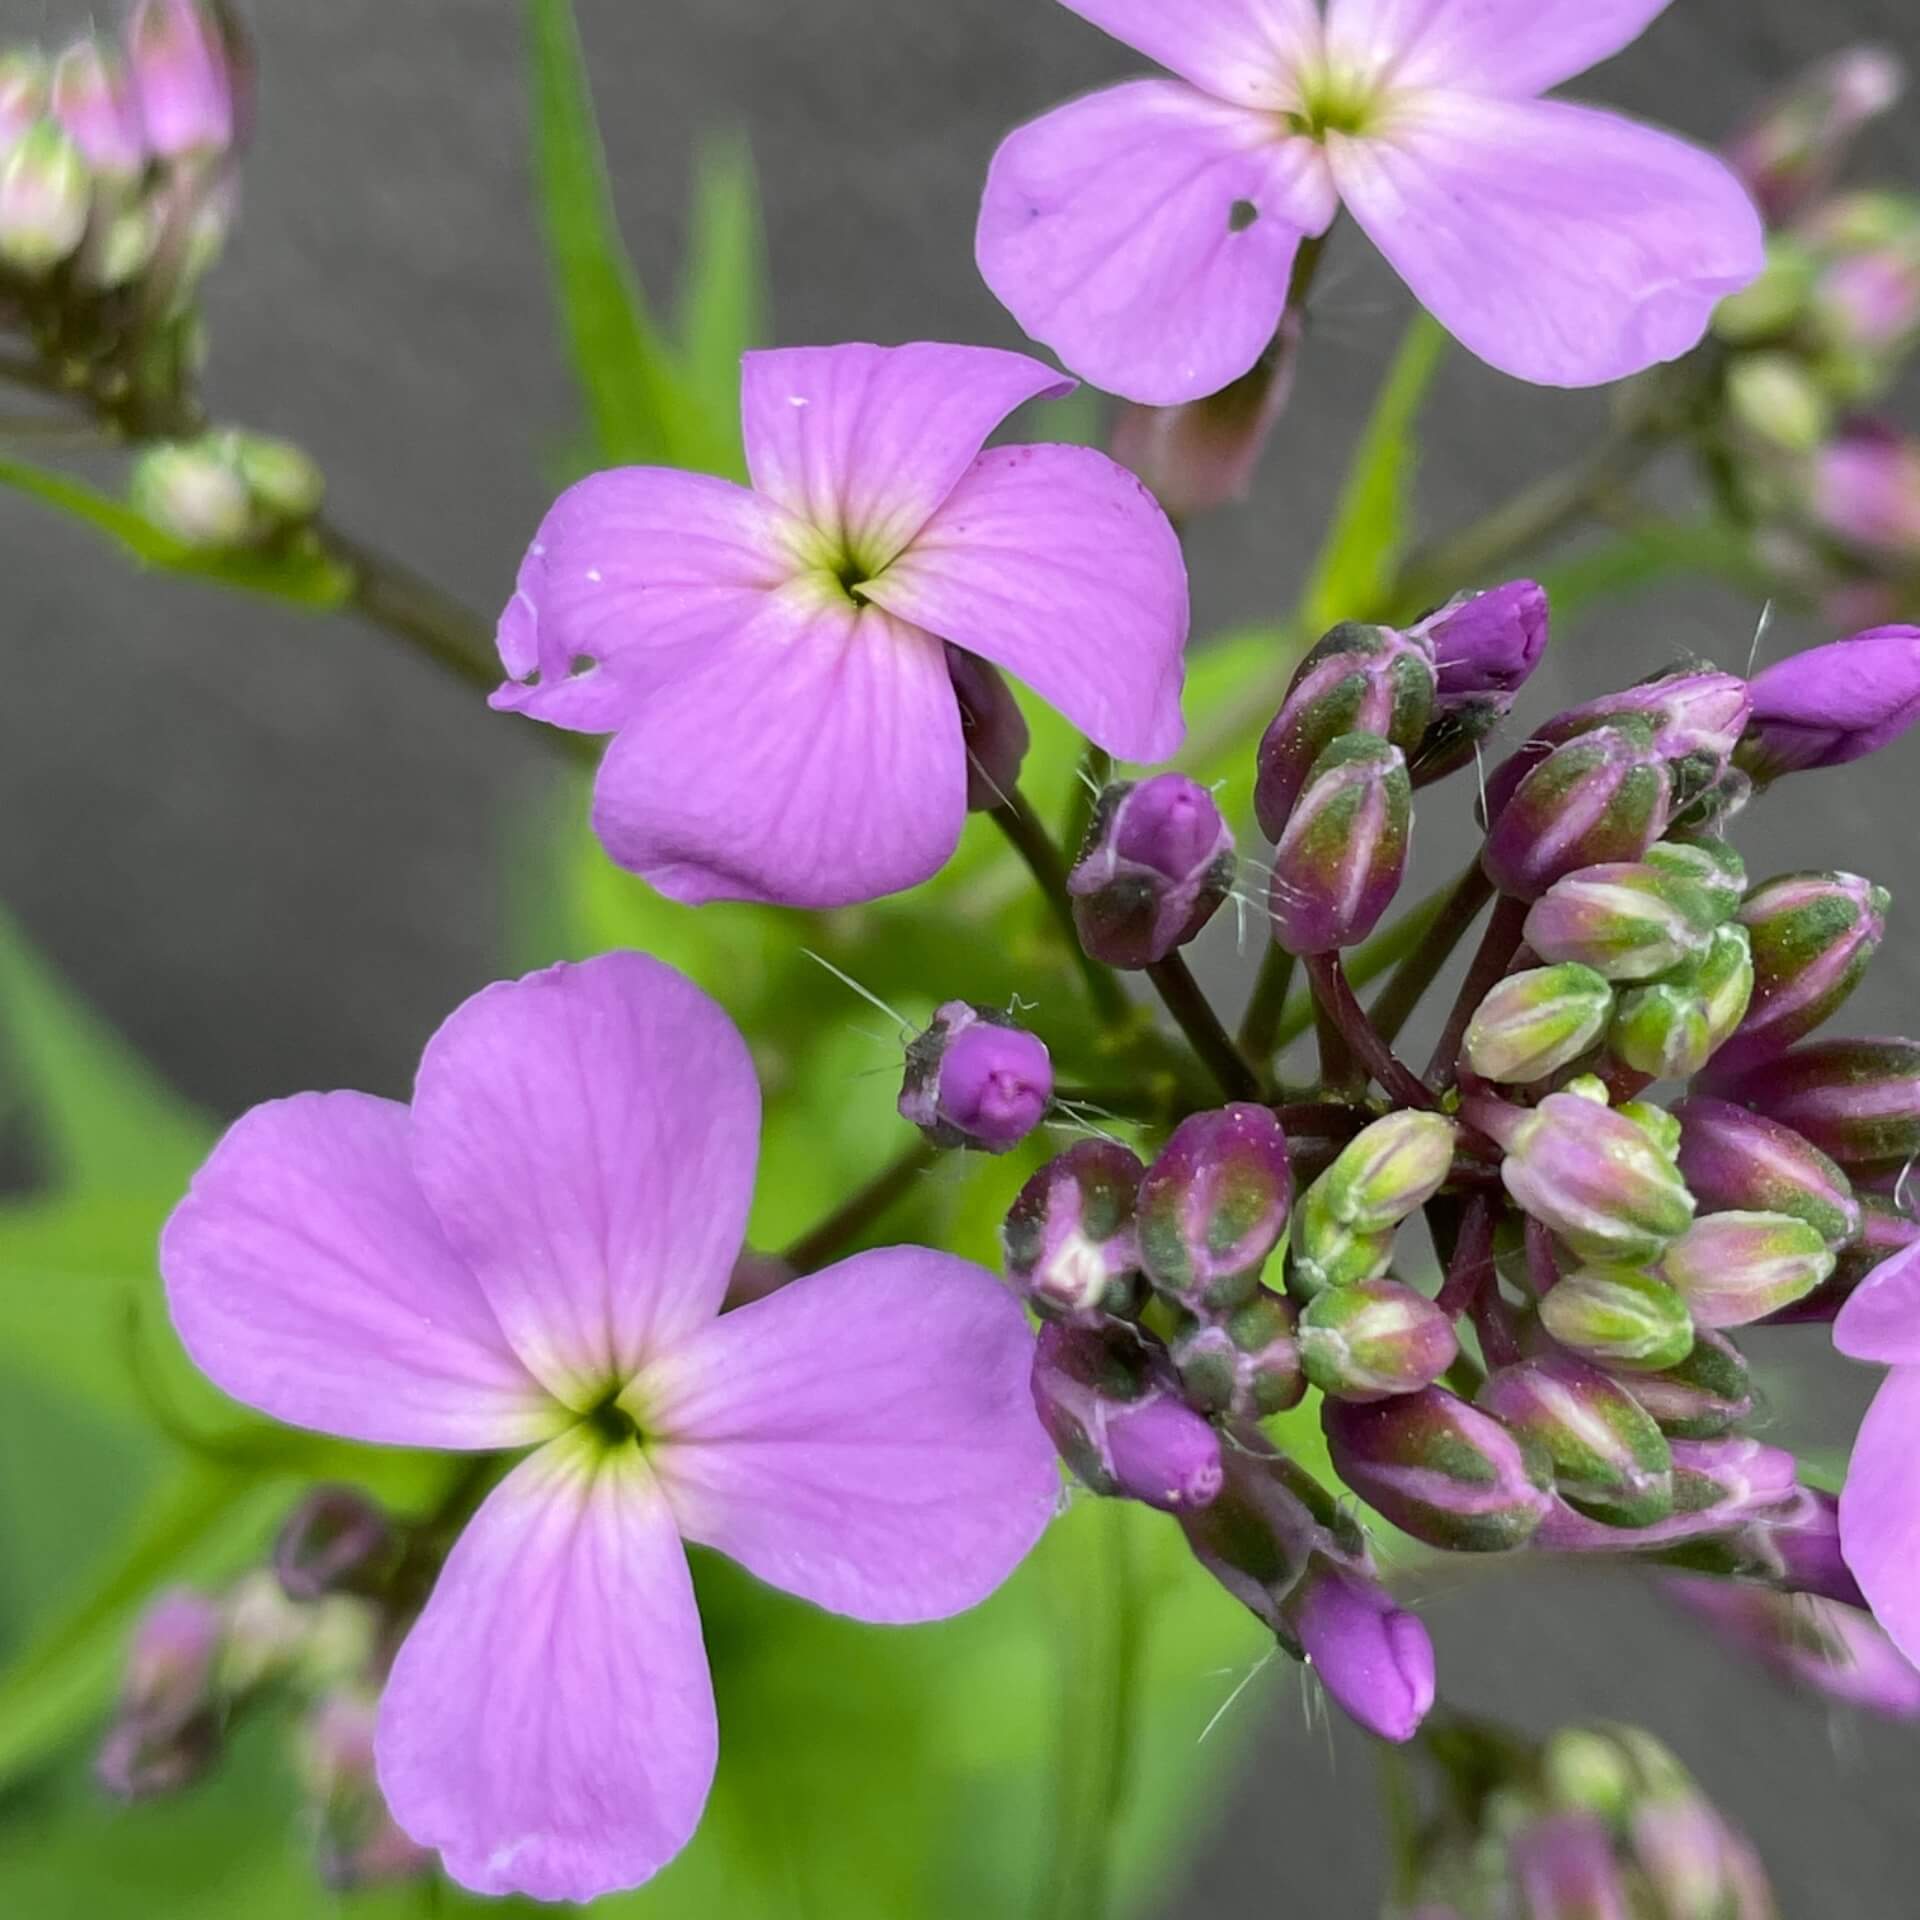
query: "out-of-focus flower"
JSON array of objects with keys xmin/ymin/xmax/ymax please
[
  {"xmin": 1813, "ymin": 420, "xmax": 1920, "ymax": 563},
  {"xmin": 898, "ymin": 1000, "xmax": 1053, "ymax": 1154},
  {"xmin": 1725, "ymin": 44, "xmax": 1907, "ymax": 227}
]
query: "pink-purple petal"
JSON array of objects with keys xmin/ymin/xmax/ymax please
[
  {"xmin": 860, "ymin": 444, "xmax": 1189, "ymax": 763},
  {"xmin": 376, "ymin": 1433, "xmax": 717, "ymax": 1902},
  {"xmin": 160, "ymin": 1092, "xmax": 558, "ymax": 1451},
  {"xmin": 408, "ymin": 954, "xmax": 760, "ymax": 1409},
  {"xmin": 976, "ymin": 79, "xmax": 1336, "ymax": 407},
  {"xmin": 590, "ymin": 588, "xmax": 967, "ymax": 908},
  {"xmin": 492, "ymin": 468, "xmax": 811, "ymax": 733},
  {"xmin": 1835, "ymin": 1241, "xmax": 1920, "ymax": 1366},
  {"xmin": 1841, "ymin": 1367, "xmax": 1920, "ymax": 1671},
  {"xmin": 739, "ymin": 343, "xmax": 1071, "ymax": 570},
  {"xmin": 637, "ymin": 1246, "xmax": 1059, "ymax": 1624},
  {"xmin": 1056, "ymin": 0, "xmax": 1324, "ymax": 111},
  {"xmin": 1329, "ymin": 93, "xmax": 1763, "ymax": 388},
  {"xmin": 1324, "ymin": 0, "xmax": 1673, "ymax": 99}
]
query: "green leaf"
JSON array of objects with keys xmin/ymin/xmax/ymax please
[
  {"xmin": 1540, "ymin": 518, "xmax": 1771, "ymax": 626},
  {"xmin": 0, "ymin": 458, "xmax": 351, "ymax": 608},
  {"xmin": 678, "ymin": 129, "xmax": 769, "ymax": 482},
  {"xmin": 526, "ymin": 0, "xmax": 705, "ymax": 468},
  {"xmin": 1297, "ymin": 312, "xmax": 1449, "ymax": 635}
]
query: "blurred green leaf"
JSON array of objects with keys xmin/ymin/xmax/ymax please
[
  {"xmin": 0, "ymin": 457, "xmax": 351, "ymax": 608},
  {"xmin": 678, "ymin": 129, "xmax": 769, "ymax": 482},
  {"xmin": 1298, "ymin": 312, "xmax": 1448, "ymax": 635},
  {"xmin": 1540, "ymin": 518, "xmax": 1771, "ymax": 625}
]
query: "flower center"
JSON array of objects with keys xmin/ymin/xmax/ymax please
[
  {"xmin": 584, "ymin": 1390, "xmax": 641, "ymax": 1450},
  {"xmin": 793, "ymin": 521, "xmax": 893, "ymax": 608},
  {"xmin": 1286, "ymin": 64, "xmax": 1381, "ymax": 141}
]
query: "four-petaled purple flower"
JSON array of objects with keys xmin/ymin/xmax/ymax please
[
  {"xmin": 976, "ymin": 0, "xmax": 1764, "ymax": 405},
  {"xmin": 160, "ymin": 952, "xmax": 1059, "ymax": 1902},
  {"xmin": 494, "ymin": 342, "xmax": 1189, "ymax": 907}
]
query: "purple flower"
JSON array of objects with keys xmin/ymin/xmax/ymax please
[
  {"xmin": 1835, "ymin": 1239, "xmax": 1920, "ymax": 1675},
  {"xmin": 160, "ymin": 954, "xmax": 1058, "ymax": 1900},
  {"xmin": 1814, "ymin": 419, "xmax": 1920, "ymax": 561},
  {"xmin": 127, "ymin": 0, "xmax": 236, "ymax": 159},
  {"xmin": 1738, "ymin": 626, "xmax": 1920, "ymax": 780},
  {"xmin": 494, "ymin": 344, "xmax": 1188, "ymax": 907},
  {"xmin": 975, "ymin": 1, "xmax": 1763, "ymax": 405}
]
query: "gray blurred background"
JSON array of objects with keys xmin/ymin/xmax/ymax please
[{"xmin": 1, "ymin": 0, "xmax": 1916, "ymax": 1911}]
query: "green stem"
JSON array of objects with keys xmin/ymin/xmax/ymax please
[
  {"xmin": 1425, "ymin": 894, "xmax": 1530, "ymax": 1088},
  {"xmin": 782, "ymin": 1138, "xmax": 937, "ymax": 1271},
  {"xmin": 1270, "ymin": 874, "xmax": 1459, "ymax": 1053},
  {"xmin": 1368, "ymin": 861, "xmax": 1495, "ymax": 1048},
  {"xmin": 1237, "ymin": 941, "xmax": 1297, "ymax": 1075},
  {"xmin": 1145, "ymin": 951, "xmax": 1263, "ymax": 1102},
  {"xmin": 1063, "ymin": 742, "xmax": 1111, "ymax": 857},
  {"xmin": 991, "ymin": 787, "xmax": 1131, "ymax": 1026},
  {"xmin": 1378, "ymin": 1744, "xmax": 1425, "ymax": 1906}
]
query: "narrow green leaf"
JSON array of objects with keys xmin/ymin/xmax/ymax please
[
  {"xmin": 679, "ymin": 129, "xmax": 769, "ymax": 481},
  {"xmin": 526, "ymin": 0, "xmax": 700, "ymax": 466},
  {"xmin": 1297, "ymin": 312, "xmax": 1449, "ymax": 634},
  {"xmin": 1540, "ymin": 519, "xmax": 1771, "ymax": 625},
  {"xmin": 0, "ymin": 458, "xmax": 350, "ymax": 607}
]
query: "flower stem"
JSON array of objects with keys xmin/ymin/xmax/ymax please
[
  {"xmin": 1425, "ymin": 893, "xmax": 1530, "ymax": 1088},
  {"xmin": 1368, "ymin": 860, "xmax": 1495, "ymax": 1048},
  {"xmin": 782, "ymin": 1138, "xmax": 938, "ymax": 1271},
  {"xmin": 1145, "ymin": 951, "xmax": 1263, "ymax": 1102},
  {"xmin": 1237, "ymin": 941, "xmax": 1297, "ymax": 1075},
  {"xmin": 1434, "ymin": 1193, "xmax": 1496, "ymax": 1317},
  {"xmin": 991, "ymin": 786, "xmax": 1130, "ymax": 1025},
  {"xmin": 1270, "ymin": 873, "xmax": 1458, "ymax": 1053},
  {"xmin": 1304, "ymin": 952, "xmax": 1436, "ymax": 1110}
]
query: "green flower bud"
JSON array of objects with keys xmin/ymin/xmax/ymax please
[
  {"xmin": 1662, "ymin": 1210, "xmax": 1835, "ymax": 1328},
  {"xmin": 132, "ymin": 439, "xmax": 256, "ymax": 547},
  {"xmin": 1313, "ymin": 1111, "xmax": 1458, "ymax": 1235},
  {"xmin": 1170, "ymin": 1288, "xmax": 1304, "ymax": 1418},
  {"xmin": 1626, "ymin": 1328, "xmax": 1754, "ymax": 1438},
  {"xmin": 1298, "ymin": 1278, "xmax": 1459, "ymax": 1402},
  {"xmin": 227, "ymin": 432, "xmax": 326, "ymax": 524},
  {"xmin": 1610, "ymin": 979, "xmax": 1714, "ymax": 1081},
  {"xmin": 1285, "ymin": 1183, "xmax": 1394, "ymax": 1302},
  {"xmin": 1465, "ymin": 965, "xmax": 1613, "ymax": 1085},
  {"xmin": 1525, "ymin": 862, "xmax": 1718, "ymax": 982},
  {"xmin": 1538, "ymin": 1266, "xmax": 1696, "ymax": 1373},
  {"xmin": 1644, "ymin": 838, "xmax": 1748, "ymax": 924},
  {"xmin": 1728, "ymin": 351, "xmax": 1833, "ymax": 454},
  {"xmin": 0, "ymin": 118, "xmax": 90, "ymax": 274}
]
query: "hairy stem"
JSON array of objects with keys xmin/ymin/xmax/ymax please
[
  {"xmin": 992, "ymin": 787, "xmax": 1131, "ymax": 1026},
  {"xmin": 1369, "ymin": 861, "xmax": 1495, "ymax": 1048},
  {"xmin": 1146, "ymin": 951, "xmax": 1264, "ymax": 1103},
  {"xmin": 1271, "ymin": 874, "xmax": 1458, "ymax": 1053}
]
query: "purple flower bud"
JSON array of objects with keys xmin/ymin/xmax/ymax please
[
  {"xmin": 1524, "ymin": 862, "xmax": 1717, "ymax": 982},
  {"xmin": 1170, "ymin": 1287, "xmax": 1305, "ymax": 1419},
  {"xmin": 51, "ymin": 38, "xmax": 144, "ymax": 180},
  {"xmin": 1268, "ymin": 732, "xmax": 1411, "ymax": 955},
  {"xmin": 128, "ymin": 0, "xmax": 236, "ymax": 159},
  {"xmin": 1750, "ymin": 1487, "xmax": 1866, "ymax": 1606},
  {"xmin": 1254, "ymin": 623, "xmax": 1435, "ymax": 838},
  {"xmin": 1465, "ymin": 964, "xmax": 1614, "ymax": 1084},
  {"xmin": 299, "ymin": 1691, "xmax": 436, "ymax": 1890},
  {"xmin": 1538, "ymin": 1264, "xmax": 1696, "ymax": 1374},
  {"xmin": 1002, "ymin": 1140, "xmax": 1146, "ymax": 1324},
  {"xmin": 1030, "ymin": 1321, "xmax": 1224, "ymax": 1512},
  {"xmin": 0, "ymin": 118, "xmax": 89, "ymax": 275},
  {"xmin": 1298, "ymin": 1278, "xmax": 1458, "ymax": 1402},
  {"xmin": 1629, "ymin": 1796, "xmax": 1755, "ymax": 1920},
  {"xmin": 899, "ymin": 1001, "xmax": 1052, "ymax": 1154},
  {"xmin": 1564, "ymin": 667, "xmax": 1755, "ymax": 772},
  {"xmin": 1282, "ymin": 1555, "xmax": 1435, "ymax": 1743},
  {"xmin": 1479, "ymin": 1355, "xmax": 1674, "ymax": 1529},
  {"xmin": 1476, "ymin": 1091, "xmax": 1696, "ymax": 1268},
  {"xmin": 1738, "ymin": 628, "xmax": 1920, "ymax": 781},
  {"xmin": 1482, "ymin": 721, "xmax": 1673, "ymax": 903},
  {"xmin": 946, "ymin": 647, "xmax": 1029, "ymax": 812},
  {"xmin": 1624, "ymin": 1328, "xmax": 1754, "ymax": 1439},
  {"xmin": 1726, "ymin": 45, "xmax": 1907, "ymax": 226},
  {"xmin": 1068, "ymin": 774, "xmax": 1235, "ymax": 969},
  {"xmin": 1511, "ymin": 1812, "xmax": 1633, "ymax": 1920},
  {"xmin": 273, "ymin": 1486, "xmax": 396, "ymax": 1603},
  {"xmin": 1416, "ymin": 580, "xmax": 1550, "ymax": 708},
  {"xmin": 1816, "ymin": 219, "xmax": 1920, "ymax": 358},
  {"xmin": 1137, "ymin": 1104, "xmax": 1291, "ymax": 1313},
  {"xmin": 1109, "ymin": 315, "xmax": 1300, "ymax": 522},
  {"xmin": 1672, "ymin": 1096, "xmax": 1861, "ymax": 1250},
  {"xmin": 1704, "ymin": 1035, "xmax": 1920, "ymax": 1179},
  {"xmin": 1324, "ymin": 1387, "xmax": 1554, "ymax": 1553},
  {"xmin": 1666, "ymin": 1577, "xmax": 1920, "ymax": 1720},
  {"xmin": 1662, "ymin": 1211, "xmax": 1835, "ymax": 1329},
  {"xmin": 1535, "ymin": 1438, "xmax": 1799, "ymax": 1552},
  {"xmin": 95, "ymin": 1588, "xmax": 225, "ymax": 1802},
  {"xmin": 1813, "ymin": 419, "xmax": 1920, "ymax": 562},
  {"xmin": 0, "ymin": 52, "xmax": 48, "ymax": 151}
]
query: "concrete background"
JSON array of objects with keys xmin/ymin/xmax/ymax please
[{"xmin": 1, "ymin": 0, "xmax": 1916, "ymax": 1911}]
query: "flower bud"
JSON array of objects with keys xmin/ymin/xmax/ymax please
[
  {"xmin": 1267, "ymin": 732, "xmax": 1411, "ymax": 955},
  {"xmin": 1625, "ymin": 1328, "xmax": 1754, "ymax": 1439},
  {"xmin": 1645, "ymin": 838, "xmax": 1748, "ymax": 924},
  {"xmin": 1324, "ymin": 1387, "xmax": 1554, "ymax": 1552},
  {"xmin": 1814, "ymin": 209, "xmax": 1920, "ymax": 364},
  {"xmin": 1813, "ymin": 420, "xmax": 1920, "ymax": 562},
  {"xmin": 132, "ymin": 438, "xmax": 254, "ymax": 545},
  {"xmin": 1481, "ymin": 1092, "xmax": 1696, "ymax": 1269},
  {"xmin": 899, "ymin": 1000, "xmax": 1052, "ymax": 1153},
  {"xmin": 1525, "ymin": 862, "xmax": 1716, "ymax": 982},
  {"xmin": 1729, "ymin": 352, "xmax": 1832, "ymax": 455},
  {"xmin": 1285, "ymin": 1185, "xmax": 1394, "ymax": 1302},
  {"xmin": 1511, "ymin": 1812, "xmax": 1633, "ymax": 1920},
  {"xmin": 1483, "ymin": 721, "xmax": 1673, "ymax": 902},
  {"xmin": 1538, "ymin": 1265, "xmax": 1695, "ymax": 1374},
  {"xmin": 1465, "ymin": 965, "xmax": 1613, "ymax": 1085},
  {"xmin": 1705, "ymin": 1035, "xmax": 1920, "ymax": 1178},
  {"xmin": 1030, "ymin": 1321, "xmax": 1224, "ymax": 1512},
  {"xmin": 1630, "ymin": 1795, "xmax": 1760, "ymax": 1920},
  {"xmin": 1137, "ymin": 1105, "xmax": 1291, "ymax": 1313},
  {"xmin": 227, "ymin": 431, "xmax": 326, "ymax": 525},
  {"xmin": 1662, "ymin": 1210, "xmax": 1835, "ymax": 1328},
  {"xmin": 1726, "ymin": 44, "xmax": 1907, "ymax": 226},
  {"xmin": 1003, "ymin": 1140, "xmax": 1146, "ymax": 1323},
  {"xmin": 947, "ymin": 647, "xmax": 1028, "ymax": 812},
  {"xmin": 1608, "ymin": 979, "xmax": 1714, "ymax": 1082},
  {"xmin": 298, "ymin": 1692, "xmax": 436, "ymax": 1890},
  {"xmin": 51, "ymin": 38, "xmax": 145, "ymax": 181},
  {"xmin": 1416, "ymin": 580, "xmax": 1550, "ymax": 709},
  {"xmin": 1667, "ymin": 1577, "xmax": 1920, "ymax": 1722},
  {"xmin": 1068, "ymin": 774, "xmax": 1235, "ymax": 969},
  {"xmin": 1743, "ymin": 1486, "xmax": 1865, "ymax": 1606},
  {"xmin": 1479, "ymin": 1355, "xmax": 1674, "ymax": 1529},
  {"xmin": 274, "ymin": 1486, "xmax": 397, "ymax": 1603},
  {"xmin": 1672, "ymin": 1095, "xmax": 1861, "ymax": 1249},
  {"xmin": 1254, "ymin": 624, "xmax": 1434, "ymax": 837},
  {"xmin": 0, "ymin": 52, "xmax": 47, "ymax": 151},
  {"xmin": 218, "ymin": 1566, "xmax": 315, "ymax": 1696},
  {"xmin": 1312, "ymin": 1110, "xmax": 1458, "ymax": 1235},
  {"xmin": 1282, "ymin": 1554, "xmax": 1435, "ymax": 1743},
  {"xmin": 1670, "ymin": 1436, "xmax": 1801, "ymax": 1518},
  {"xmin": 1170, "ymin": 1288, "xmax": 1305, "ymax": 1418},
  {"xmin": 1298, "ymin": 1278, "xmax": 1457, "ymax": 1402},
  {"xmin": 0, "ymin": 118, "xmax": 89, "ymax": 274},
  {"xmin": 1533, "ymin": 669, "xmax": 1754, "ymax": 806},
  {"xmin": 129, "ymin": 0, "xmax": 236, "ymax": 159},
  {"xmin": 95, "ymin": 1588, "xmax": 224, "ymax": 1802},
  {"xmin": 1739, "ymin": 627, "xmax": 1920, "ymax": 781},
  {"xmin": 1719, "ymin": 870, "xmax": 1890, "ymax": 1068}
]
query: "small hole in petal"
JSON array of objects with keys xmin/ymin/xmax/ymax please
[
  {"xmin": 1228, "ymin": 199, "xmax": 1259, "ymax": 233},
  {"xmin": 568, "ymin": 654, "xmax": 597, "ymax": 678}
]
